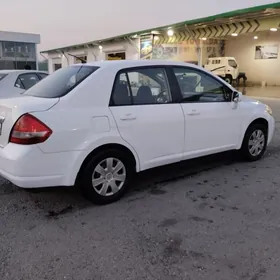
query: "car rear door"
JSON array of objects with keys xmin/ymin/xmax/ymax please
[
  {"xmin": 109, "ymin": 66, "xmax": 185, "ymax": 171},
  {"xmin": 170, "ymin": 66, "xmax": 244, "ymax": 158}
]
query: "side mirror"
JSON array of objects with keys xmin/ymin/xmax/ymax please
[{"xmin": 232, "ymin": 91, "xmax": 241, "ymax": 102}]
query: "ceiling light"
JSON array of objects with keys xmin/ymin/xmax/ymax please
[
  {"xmin": 254, "ymin": 36, "xmax": 258, "ymax": 39},
  {"xmin": 154, "ymin": 36, "xmax": 159, "ymax": 41},
  {"xmin": 270, "ymin": 28, "xmax": 277, "ymax": 31},
  {"xmin": 133, "ymin": 34, "xmax": 138, "ymax": 38},
  {"xmin": 99, "ymin": 45, "xmax": 103, "ymax": 50},
  {"xmin": 167, "ymin": 30, "xmax": 174, "ymax": 36},
  {"xmin": 201, "ymin": 37, "xmax": 207, "ymax": 40},
  {"xmin": 231, "ymin": 33, "xmax": 238, "ymax": 37}
]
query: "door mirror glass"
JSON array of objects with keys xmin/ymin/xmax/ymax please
[{"xmin": 232, "ymin": 91, "xmax": 241, "ymax": 102}]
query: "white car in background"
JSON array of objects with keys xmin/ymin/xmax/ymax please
[
  {"xmin": 204, "ymin": 57, "xmax": 239, "ymax": 85},
  {"xmin": 0, "ymin": 60, "xmax": 275, "ymax": 204},
  {"xmin": 0, "ymin": 70, "xmax": 48, "ymax": 98}
]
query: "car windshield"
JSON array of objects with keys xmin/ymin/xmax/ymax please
[
  {"xmin": 228, "ymin": 60, "xmax": 237, "ymax": 68},
  {"xmin": 24, "ymin": 65, "xmax": 99, "ymax": 98}
]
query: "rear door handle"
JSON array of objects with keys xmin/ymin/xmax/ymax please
[
  {"xmin": 187, "ymin": 110, "xmax": 200, "ymax": 116},
  {"xmin": 120, "ymin": 113, "xmax": 137, "ymax": 121}
]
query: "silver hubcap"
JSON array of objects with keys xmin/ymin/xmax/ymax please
[
  {"xmin": 92, "ymin": 158, "xmax": 126, "ymax": 196},
  {"xmin": 248, "ymin": 129, "xmax": 265, "ymax": 157}
]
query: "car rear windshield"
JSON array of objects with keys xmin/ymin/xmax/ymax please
[{"xmin": 24, "ymin": 65, "xmax": 99, "ymax": 98}]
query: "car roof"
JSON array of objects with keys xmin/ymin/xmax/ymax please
[
  {"xmin": 0, "ymin": 70, "xmax": 48, "ymax": 75},
  {"xmin": 74, "ymin": 60, "xmax": 200, "ymax": 71}
]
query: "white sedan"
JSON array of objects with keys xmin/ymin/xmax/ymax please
[
  {"xmin": 0, "ymin": 70, "xmax": 48, "ymax": 98},
  {"xmin": 0, "ymin": 60, "xmax": 275, "ymax": 204}
]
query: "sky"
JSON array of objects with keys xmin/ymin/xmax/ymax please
[{"xmin": 0, "ymin": 0, "xmax": 277, "ymax": 52}]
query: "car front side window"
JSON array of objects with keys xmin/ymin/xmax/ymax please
[
  {"xmin": 173, "ymin": 67, "xmax": 231, "ymax": 103},
  {"xmin": 110, "ymin": 67, "xmax": 172, "ymax": 106}
]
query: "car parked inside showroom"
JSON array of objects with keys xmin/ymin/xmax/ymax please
[
  {"xmin": 0, "ymin": 60, "xmax": 275, "ymax": 204},
  {"xmin": 204, "ymin": 57, "xmax": 239, "ymax": 85},
  {"xmin": 0, "ymin": 70, "xmax": 48, "ymax": 98}
]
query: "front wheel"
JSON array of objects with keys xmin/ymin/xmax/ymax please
[
  {"xmin": 224, "ymin": 75, "xmax": 233, "ymax": 85},
  {"xmin": 79, "ymin": 149, "xmax": 133, "ymax": 204},
  {"xmin": 240, "ymin": 124, "xmax": 267, "ymax": 161}
]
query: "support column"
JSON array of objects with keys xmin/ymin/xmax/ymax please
[
  {"xmin": 61, "ymin": 53, "xmax": 75, "ymax": 67},
  {"xmin": 86, "ymin": 46, "xmax": 97, "ymax": 62},
  {"xmin": 68, "ymin": 54, "xmax": 75, "ymax": 65},
  {"xmin": 198, "ymin": 39, "xmax": 203, "ymax": 67},
  {"xmin": 97, "ymin": 49, "xmax": 106, "ymax": 61},
  {"xmin": 47, "ymin": 57, "xmax": 54, "ymax": 74},
  {"xmin": 35, "ymin": 44, "xmax": 39, "ymax": 70},
  {"xmin": 61, "ymin": 54, "xmax": 68, "ymax": 68}
]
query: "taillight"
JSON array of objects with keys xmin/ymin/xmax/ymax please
[{"xmin": 9, "ymin": 113, "xmax": 52, "ymax": 145}]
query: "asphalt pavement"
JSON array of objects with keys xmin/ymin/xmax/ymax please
[{"xmin": 1, "ymin": 96, "xmax": 280, "ymax": 280}]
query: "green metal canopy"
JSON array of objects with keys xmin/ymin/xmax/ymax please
[{"xmin": 42, "ymin": 2, "xmax": 280, "ymax": 53}]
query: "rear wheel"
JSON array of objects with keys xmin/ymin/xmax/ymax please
[
  {"xmin": 79, "ymin": 149, "xmax": 133, "ymax": 204},
  {"xmin": 240, "ymin": 124, "xmax": 267, "ymax": 161}
]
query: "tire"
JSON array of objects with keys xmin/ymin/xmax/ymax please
[
  {"xmin": 240, "ymin": 124, "xmax": 267, "ymax": 161},
  {"xmin": 224, "ymin": 75, "xmax": 233, "ymax": 85},
  {"xmin": 78, "ymin": 149, "xmax": 134, "ymax": 205}
]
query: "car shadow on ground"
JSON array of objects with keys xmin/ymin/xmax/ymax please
[
  {"xmin": 131, "ymin": 151, "xmax": 239, "ymax": 192},
  {"xmin": 11, "ymin": 150, "xmax": 242, "ymax": 217}
]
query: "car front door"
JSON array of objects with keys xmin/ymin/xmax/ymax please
[
  {"xmin": 109, "ymin": 66, "xmax": 185, "ymax": 171},
  {"xmin": 171, "ymin": 66, "xmax": 244, "ymax": 158}
]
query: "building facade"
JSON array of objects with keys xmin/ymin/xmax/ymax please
[
  {"xmin": 0, "ymin": 31, "xmax": 40, "ymax": 70},
  {"xmin": 42, "ymin": 3, "xmax": 280, "ymax": 86}
]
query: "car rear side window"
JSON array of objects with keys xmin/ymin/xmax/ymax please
[
  {"xmin": 0, "ymin": 74, "xmax": 7, "ymax": 82},
  {"xmin": 110, "ymin": 67, "xmax": 172, "ymax": 106},
  {"xmin": 38, "ymin": 73, "xmax": 48, "ymax": 79},
  {"xmin": 17, "ymin": 73, "xmax": 40, "ymax": 90},
  {"xmin": 24, "ymin": 65, "xmax": 99, "ymax": 98}
]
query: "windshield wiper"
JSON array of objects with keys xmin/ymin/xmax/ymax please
[{"xmin": 67, "ymin": 53, "xmax": 87, "ymax": 63}]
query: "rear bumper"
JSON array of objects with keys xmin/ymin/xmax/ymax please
[
  {"xmin": 0, "ymin": 168, "xmax": 63, "ymax": 188},
  {"xmin": 0, "ymin": 143, "xmax": 81, "ymax": 188}
]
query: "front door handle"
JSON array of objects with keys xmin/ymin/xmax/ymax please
[{"xmin": 120, "ymin": 113, "xmax": 137, "ymax": 121}]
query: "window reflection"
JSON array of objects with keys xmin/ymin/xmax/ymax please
[{"xmin": 0, "ymin": 41, "xmax": 36, "ymax": 70}]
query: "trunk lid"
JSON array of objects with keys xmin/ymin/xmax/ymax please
[{"xmin": 0, "ymin": 96, "xmax": 59, "ymax": 147}]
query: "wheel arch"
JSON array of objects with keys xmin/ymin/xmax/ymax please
[
  {"xmin": 238, "ymin": 117, "xmax": 268, "ymax": 149},
  {"xmin": 247, "ymin": 118, "xmax": 268, "ymax": 130},
  {"xmin": 75, "ymin": 143, "xmax": 139, "ymax": 185}
]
